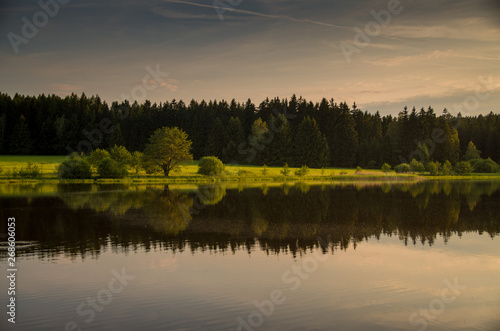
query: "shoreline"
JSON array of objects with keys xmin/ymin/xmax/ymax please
[{"xmin": 1, "ymin": 173, "xmax": 499, "ymax": 185}]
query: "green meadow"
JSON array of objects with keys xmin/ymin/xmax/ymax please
[{"xmin": 0, "ymin": 155, "xmax": 499, "ymax": 184}]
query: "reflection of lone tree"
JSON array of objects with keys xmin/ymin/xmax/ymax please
[
  {"xmin": 143, "ymin": 127, "xmax": 193, "ymax": 176},
  {"xmin": 146, "ymin": 188, "xmax": 193, "ymax": 235}
]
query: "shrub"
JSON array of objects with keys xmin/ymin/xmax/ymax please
[
  {"xmin": 321, "ymin": 167, "xmax": 325, "ymax": 176},
  {"xmin": 409, "ymin": 158, "xmax": 425, "ymax": 172},
  {"xmin": 425, "ymin": 161, "xmax": 441, "ymax": 176},
  {"xmin": 237, "ymin": 169, "xmax": 255, "ymax": 176},
  {"xmin": 280, "ymin": 163, "xmax": 290, "ymax": 176},
  {"xmin": 261, "ymin": 164, "xmax": 269, "ymax": 176},
  {"xmin": 470, "ymin": 158, "xmax": 499, "ymax": 173},
  {"xmin": 87, "ymin": 149, "xmax": 110, "ymax": 171},
  {"xmin": 97, "ymin": 157, "xmax": 128, "ymax": 178},
  {"xmin": 441, "ymin": 160, "xmax": 453, "ymax": 175},
  {"xmin": 395, "ymin": 163, "xmax": 411, "ymax": 173},
  {"xmin": 109, "ymin": 145, "xmax": 132, "ymax": 166},
  {"xmin": 295, "ymin": 165, "xmax": 310, "ymax": 177},
  {"xmin": 198, "ymin": 156, "xmax": 225, "ymax": 176},
  {"xmin": 58, "ymin": 156, "xmax": 92, "ymax": 179},
  {"xmin": 381, "ymin": 163, "xmax": 391, "ymax": 173},
  {"xmin": 454, "ymin": 161, "xmax": 473, "ymax": 175},
  {"xmin": 130, "ymin": 151, "xmax": 144, "ymax": 174},
  {"xmin": 17, "ymin": 162, "xmax": 41, "ymax": 178},
  {"xmin": 355, "ymin": 166, "xmax": 362, "ymax": 173}
]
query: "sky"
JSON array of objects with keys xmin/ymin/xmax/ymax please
[{"xmin": 0, "ymin": 0, "xmax": 500, "ymax": 115}]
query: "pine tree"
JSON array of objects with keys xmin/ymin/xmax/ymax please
[
  {"xmin": 265, "ymin": 113, "xmax": 293, "ymax": 166},
  {"xmin": 464, "ymin": 141, "xmax": 481, "ymax": 160},
  {"xmin": 249, "ymin": 118, "xmax": 270, "ymax": 164},
  {"xmin": 108, "ymin": 123, "xmax": 125, "ymax": 148},
  {"xmin": 204, "ymin": 117, "xmax": 227, "ymax": 159},
  {"xmin": 292, "ymin": 117, "xmax": 329, "ymax": 168},
  {"xmin": 329, "ymin": 102, "xmax": 358, "ymax": 167},
  {"xmin": 10, "ymin": 115, "xmax": 32, "ymax": 154},
  {"xmin": 222, "ymin": 117, "xmax": 245, "ymax": 163},
  {"xmin": 0, "ymin": 113, "xmax": 6, "ymax": 153}
]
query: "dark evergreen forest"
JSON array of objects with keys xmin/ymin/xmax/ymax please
[{"xmin": 1, "ymin": 92, "xmax": 499, "ymax": 168}]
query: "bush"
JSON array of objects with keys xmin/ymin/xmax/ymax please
[
  {"xmin": 97, "ymin": 157, "xmax": 128, "ymax": 178},
  {"xmin": 295, "ymin": 165, "xmax": 310, "ymax": 177},
  {"xmin": 58, "ymin": 156, "xmax": 92, "ymax": 179},
  {"xmin": 280, "ymin": 163, "xmax": 290, "ymax": 176},
  {"xmin": 470, "ymin": 158, "xmax": 499, "ymax": 173},
  {"xmin": 409, "ymin": 158, "xmax": 425, "ymax": 172},
  {"xmin": 130, "ymin": 151, "xmax": 144, "ymax": 174},
  {"xmin": 261, "ymin": 165, "xmax": 269, "ymax": 176},
  {"xmin": 355, "ymin": 166, "xmax": 362, "ymax": 173},
  {"xmin": 109, "ymin": 145, "xmax": 132, "ymax": 166},
  {"xmin": 425, "ymin": 161, "xmax": 441, "ymax": 176},
  {"xmin": 381, "ymin": 163, "xmax": 392, "ymax": 173},
  {"xmin": 87, "ymin": 149, "xmax": 110, "ymax": 171},
  {"xmin": 198, "ymin": 156, "xmax": 225, "ymax": 176},
  {"xmin": 454, "ymin": 161, "xmax": 473, "ymax": 175},
  {"xmin": 237, "ymin": 169, "xmax": 255, "ymax": 176},
  {"xmin": 17, "ymin": 161, "xmax": 41, "ymax": 178},
  {"xmin": 395, "ymin": 163, "xmax": 411, "ymax": 173},
  {"xmin": 441, "ymin": 160, "xmax": 453, "ymax": 175}
]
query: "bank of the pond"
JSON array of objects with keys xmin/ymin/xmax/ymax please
[
  {"xmin": 1, "ymin": 157, "xmax": 499, "ymax": 184},
  {"xmin": 1, "ymin": 173, "xmax": 500, "ymax": 185}
]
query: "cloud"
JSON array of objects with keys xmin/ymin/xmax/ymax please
[
  {"xmin": 159, "ymin": 79, "xmax": 180, "ymax": 92},
  {"xmin": 365, "ymin": 50, "xmax": 500, "ymax": 67},
  {"xmin": 162, "ymin": 0, "xmax": 355, "ymax": 31},
  {"xmin": 384, "ymin": 18, "xmax": 500, "ymax": 42},
  {"xmin": 151, "ymin": 5, "xmax": 215, "ymax": 19}
]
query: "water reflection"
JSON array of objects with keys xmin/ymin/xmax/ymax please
[{"xmin": 1, "ymin": 181, "xmax": 499, "ymax": 260}]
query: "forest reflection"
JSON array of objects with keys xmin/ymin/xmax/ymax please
[{"xmin": 1, "ymin": 180, "xmax": 499, "ymax": 260}]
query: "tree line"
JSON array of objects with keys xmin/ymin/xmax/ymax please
[{"xmin": 1, "ymin": 92, "xmax": 499, "ymax": 168}]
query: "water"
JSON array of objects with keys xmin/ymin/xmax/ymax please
[{"xmin": 1, "ymin": 181, "xmax": 499, "ymax": 330}]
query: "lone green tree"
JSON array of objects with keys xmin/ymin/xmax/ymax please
[{"xmin": 143, "ymin": 127, "xmax": 193, "ymax": 176}]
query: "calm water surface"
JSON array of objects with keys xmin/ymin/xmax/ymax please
[{"xmin": 1, "ymin": 181, "xmax": 499, "ymax": 331}]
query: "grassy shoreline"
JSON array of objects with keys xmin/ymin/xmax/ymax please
[{"xmin": 0, "ymin": 155, "xmax": 499, "ymax": 184}]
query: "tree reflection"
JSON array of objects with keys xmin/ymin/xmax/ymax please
[{"xmin": 1, "ymin": 180, "xmax": 499, "ymax": 259}]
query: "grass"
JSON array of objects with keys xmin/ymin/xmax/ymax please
[
  {"xmin": 0, "ymin": 155, "xmax": 66, "ymax": 177},
  {"xmin": 0, "ymin": 155, "xmax": 499, "ymax": 184}
]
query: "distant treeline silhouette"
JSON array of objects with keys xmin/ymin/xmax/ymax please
[{"xmin": 1, "ymin": 92, "xmax": 499, "ymax": 167}]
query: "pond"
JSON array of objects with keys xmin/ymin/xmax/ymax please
[{"xmin": 1, "ymin": 181, "xmax": 499, "ymax": 330}]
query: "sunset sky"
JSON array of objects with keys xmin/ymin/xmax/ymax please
[{"xmin": 1, "ymin": 0, "xmax": 499, "ymax": 115}]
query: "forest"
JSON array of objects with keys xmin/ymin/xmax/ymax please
[{"xmin": 1, "ymin": 92, "xmax": 499, "ymax": 168}]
